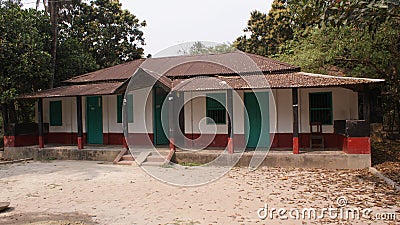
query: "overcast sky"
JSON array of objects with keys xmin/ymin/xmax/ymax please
[{"xmin": 22, "ymin": 0, "xmax": 273, "ymax": 55}]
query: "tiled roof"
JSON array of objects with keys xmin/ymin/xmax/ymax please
[
  {"xmin": 172, "ymin": 72, "xmax": 385, "ymax": 91},
  {"xmin": 65, "ymin": 51, "xmax": 300, "ymax": 84},
  {"xmin": 141, "ymin": 51, "xmax": 300, "ymax": 77},
  {"xmin": 65, "ymin": 59, "xmax": 145, "ymax": 84},
  {"xmin": 19, "ymin": 82, "xmax": 125, "ymax": 99},
  {"xmin": 21, "ymin": 51, "xmax": 384, "ymax": 99}
]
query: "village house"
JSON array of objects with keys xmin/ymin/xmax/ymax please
[{"xmin": 7, "ymin": 51, "xmax": 384, "ymax": 165}]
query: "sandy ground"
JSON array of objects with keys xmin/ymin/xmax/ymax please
[{"xmin": 0, "ymin": 161, "xmax": 399, "ymax": 225}]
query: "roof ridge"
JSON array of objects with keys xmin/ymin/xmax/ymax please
[
  {"xmin": 149, "ymin": 50, "xmax": 240, "ymax": 60},
  {"xmin": 64, "ymin": 59, "xmax": 145, "ymax": 83}
]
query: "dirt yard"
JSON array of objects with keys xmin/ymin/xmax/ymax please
[{"xmin": 0, "ymin": 161, "xmax": 399, "ymax": 225}]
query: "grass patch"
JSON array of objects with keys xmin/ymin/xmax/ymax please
[
  {"xmin": 46, "ymin": 157, "xmax": 57, "ymax": 161},
  {"xmin": 160, "ymin": 163, "xmax": 174, "ymax": 168},
  {"xmin": 179, "ymin": 162, "xmax": 203, "ymax": 167}
]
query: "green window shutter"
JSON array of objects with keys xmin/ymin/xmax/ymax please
[
  {"xmin": 206, "ymin": 93, "xmax": 226, "ymax": 124},
  {"xmin": 309, "ymin": 92, "xmax": 333, "ymax": 125},
  {"xmin": 117, "ymin": 94, "xmax": 134, "ymax": 123},
  {"xmin": 49, "ymin": 100, "xmax": 62, "ymax": 126}
]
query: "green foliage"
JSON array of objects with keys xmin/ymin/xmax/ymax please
[
  {"xmin": 0, "ymin": 0, "xmax": 147, "ymax": 124},
  {"xmin": 237, "ymin": 0, "xmax": 400, "ymax": 130},
  {"xmin": 55, "ymin": 37, "xmax": 99, "ymax": 85},
  {"xmin": 321, "ymin": 0, "xmax": 400, "ymax": 32},
  {"xmin": 183, "ymin": 41, "xmax": 235, "ymax": 55},
  {"xmin": 58, "ymin": 0, "xmax": 146, "ymax": 69},
  {"xmin": 179, "ymin": 162, "xmax": 203, "ymax": 167},
  {"xmin": 234, "ymin": 0, "xmax": 293, "ymax": 56},
  {"xmin": 279, "ymin": 23, "xmax": 400, "ymax": 129},
  {"xmin": 0, "ymin": 2, "xmax": 51, "ymax": 103}
]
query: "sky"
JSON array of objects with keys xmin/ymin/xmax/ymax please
[{"xmin": 22, "ymin": 0, "xmax": 274, "ymax": 56}]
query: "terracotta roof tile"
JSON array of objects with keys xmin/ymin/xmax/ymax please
[
  {"xmin": 22, "ymin": 52, "xmax": 384, "ymax": 99},
  {"xmin": 65, "ymin": 59, "xmax": 145, "ymax": 83},
  {"xmin": 65, "ymin": 51, "xmax": 300, "ymax": 84},
  {"xmin": 20, "ymin": 82, "xmax": 125, "ymax": 99},
  {"xmin": 172, "ymin": 72, "xmax": 384, "ymax": 91}
]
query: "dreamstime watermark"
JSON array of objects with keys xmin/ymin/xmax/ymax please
[
  {"xmin": 257, "ymin": 197, "xmax": 397, "ymax": 221},
  {"xmin": 122, "ymin": 41, "xmax": 278, "ymax": 187}
]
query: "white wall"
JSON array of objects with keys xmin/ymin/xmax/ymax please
[
  {"xmin": 183, "ymin": 90, "xmax": 247, "ymax": 134},
  {"xmin": 298, "ymin": 87, "xmax": 359, "ymax": 133},
  {"xmin": 182, "ymin": 87, "xmax": 358, "ymax": 135},
  {"xmin": 42, "ymin": 97, "xmax": 85, "ymax": 133},
  {"xmin": 104, "ymin": 89, "xmax": 154, "ymax": 134},
  {"xmin": 41, "ymin": 90, "xmax": 153, "ymax": 135},
  {"xmin": 39, "ymin": 87, "xmax": 359, "ymax": 135},
  {"xmin": 275, "ymin": 89, "xmax": 293, "ymax": 133},
  {"xmin": 183, "ymin": 89, "xmax": 276, "ymax": 135}
]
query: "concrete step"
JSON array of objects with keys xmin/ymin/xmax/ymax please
[
  {"xmin": 146, "ymin": 155, "xmax": 166, "ymax": 163},
  {"xmin": 122, "ymin": 154, "xmax": 134, "ymax": 161},
  {"xmin": 141, "ymin": 161, "xmax": 166, "ymax": 167},
  {"xmin": 135, "ymin": 151, "xmax": 152, "ymax": 165},
  {"xmin": 116, "ymin": 160, "xmax": 133, "ymax": 166}
]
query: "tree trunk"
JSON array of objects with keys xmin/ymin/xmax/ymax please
[{"xmin": 49, "ymin": 1, "xmax": 58, "ymax": 89}]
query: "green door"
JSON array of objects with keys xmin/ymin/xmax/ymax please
[
  {"xmin": 86, "ymin": 96, "xmax": 103, "ymax": 144},
  {"xmin": 154, "ymin": 87, "xmax": 169, "ymax": 145},
  {"xmin": 244, "ymin": 92, "xmax": 270, "ymax": 148}
]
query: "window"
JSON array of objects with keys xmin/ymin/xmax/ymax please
[
  {"xmin": 49, "ymin": 100, "xmax": 62, "ymax": 126},
  {"xmin": 117, "ymin": 94, "xmax": 134, "ymax": 123},
  {"xmin": 206, "ymin": 93, "xmax": 226, "ymax": 124},
  {"xmin": 309, "ymin": 92, "xmax": 333, "ymax": 125}
]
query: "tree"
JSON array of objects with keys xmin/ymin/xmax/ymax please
[
  {"xmin": 279, "ymin": 23, "xmax": 400, "ymax": 131},
  {"xmin": 322, "ymin": 0, "xmax": 399, "ymax": 31},
  {"xmin": 58, "ymin": 0, "xmax": 146, "ymax": 69},
  {"xmin": 0, "ymin": 2, "xmax": 52, "ymax": 123},
  {"xmin": 234, "ymin": 11, "xmax": 270, "ymax": 56},
  {"xmin": 234, "ymin": 0, "xmax": 293, "ymax": 56},
  {"xmin": 236, "ymin": 0, "xmax": 400, "ymax": 131},
  {"xmin": 178, "ymin": 41, "xmax": 235, "ymax": 55},
  {"xmin": 35, "ymin": 0, "xmax": 69, "ymax": 88},
  {"xmin": 55, "ymin": 37, "xmax": 99, "ymax": 85}
]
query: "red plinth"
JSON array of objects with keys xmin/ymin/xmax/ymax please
[
  {"xmin": 342, "ymin": 137, "xmax": 370, "ymax": 154},
  {"xmin": 38, "ymin": 136, "xmax": 44, "ymax": 148},
  {"xmin": 227, "ymin": 137, "xmax": 234, "ymax": 154},
  {"xmin": 293, "ymin": 137, "xmax": 299, "ymax": 154},
  {"xmin": 77, "ymin": 137, "xmax": 84, "ymax": 150}
]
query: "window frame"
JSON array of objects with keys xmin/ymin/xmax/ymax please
[
  {"xmin": 206, "ymin": 93, "xmax": 226, "ymax": 125},
  {"xmin": 49, "ymin": 100, "xmax": 63, "ymax": 126},
  {"xmin": 117, "ymin": 94, "xmax": 134, "ymax": 123},
  {"xmin": 309, "ymin": 92, "xmax": 333, "ymax": 125}
]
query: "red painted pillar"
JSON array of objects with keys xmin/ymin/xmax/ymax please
[
  {"xmin": 76, "ymin": 96, "xmax": 84, "ymax": 150},
  {"xmin": 227, "ymin": 89, "xmax": 234, "ymax": 154},
  {"xmin": 292, "ymin": 88, "xmax": 299, "ymax": 154},
  {"xmin": 38, "ymin": 98, "xmax": 44, "ymax": 148}
]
